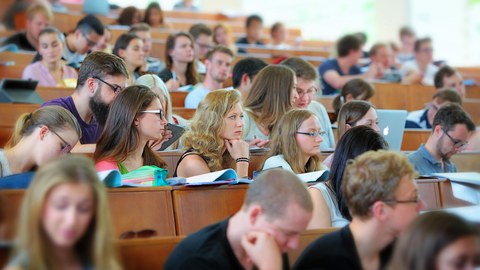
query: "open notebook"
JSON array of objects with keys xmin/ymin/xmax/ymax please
[{"xmin": 184, "ymin": 169, "xmax": 253, "ymax": 186}]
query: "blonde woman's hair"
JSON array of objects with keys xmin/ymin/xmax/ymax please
[
  {"xmin": 181, "ymin": 89, "xmax": 242, "ymax": 171},
  {"xmin": 244, "ymin": 65, "xmax": 296, "ymax": 133},
  {"xmin": 265, "ymin": 109, "xmax": 324, "ymax": 173},
  {"xmin": 5, "ymin": 106, "xmax": 82, "ymax": 149},
  {"xmin": 135, "ymin": 74, "xmax": 174, "ymax": 123},
  {"xmin": 11, "ymin": 154, "xmax": 121, "ymax": 270}
]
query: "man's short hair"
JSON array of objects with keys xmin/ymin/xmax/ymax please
[
  {"xmin": 337, "ymin": 34, "xmax": 361, "ymax": 57},
  {"xmin": 205, "ymin": 45, "xmax": 234, "ymax": 60},
  {"xmin": 399, "ymin": 26, "xmax": 415, "ymax": 38},
  {"xmin": 369, "ymin": 43, "xmax": 387, "ymax": 57},
  {"xmin": 26, "ymin": 2, "xmax": 52, "ymax": 21},
  {"xmin": 76, "ymin": 51, "xmax": 129, "ymax": 89},
  {"xmin": 280, "ymin": 57, "xmax": 319, "ymax": 81},
  {"xmin": 129, "ymin": 22, "xmax": 151, "ymax": 34},
  {"xmin": 353, "ymin": 32, "xmax": 367, "ymax": 45},
  {"xmin": 434, "ymin": 66, "xmax": 457, "ymax": 89},
  {"xmin": 246, "ymin": 14, "xmax": 263, "ymax": 28},
  {"xmin": 414, "ymin": 37, "xmax": 432, "ymax": 52},
  {"xmin": 343, "ymin": 150, "xmax": 416, "ymax": 218},
  {"xmin": 432, "ymin": 104, "xmax": 475, "ymax": 133},
  {"xmin": 188, "ymin": 23, "xmax": 212, "ymax": 40},
  {"xmin": 432, "ymin": 89, "xmax": 462, "ymax": 106},
  {"xmin": 76, "ymin": 14, "xmax": 105, "ymax": 36},
  {"xmin": 243, "ymin": 169, "xmax": 313, "ymax": 219},
  {"xmin": 232, "ymin": 57, "xmax": 268, "ymax": 88}
]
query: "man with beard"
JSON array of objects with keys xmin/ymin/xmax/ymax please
[
  {"xmin": 42, "ymin": 51, "xmax": 129, "ymax": 145},
  {"xmin": 408, "ymin": 104, "xmax": 475, "ymax": 175},
  {"xmin": 185, "ymin": 45, "xmax": 234, "ymax": 108}
]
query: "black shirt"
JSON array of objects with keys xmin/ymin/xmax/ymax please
[
  {"xmin": 165, "ymin": 218, "xmax": 289, "ymax": 270},
  {"xmin": 2, "ymin": 32, "xmax": 35, "ymax": 52},
  {"xmin": 236, "ymin": 37, "xmax": 264, "ymax": 53},
  {"xmin": 293, "ymin": 225, "xmax": 393, "ymax": 270}
]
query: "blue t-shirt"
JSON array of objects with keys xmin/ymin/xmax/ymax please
[
  {"xmin": 318, "ymin": 59, "xmax": 362, "ymax": 95},
  {"xmin": 42, "ymin": 96, "xmax": 101, "ymax": 144},
  {"xmin": 408, "ymin": 144, "xmax": 457, "ymax": 175}
]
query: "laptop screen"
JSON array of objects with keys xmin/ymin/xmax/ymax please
[{"xmin": 376, "ymin": 109, "xmax": 408, "ymax": 151}]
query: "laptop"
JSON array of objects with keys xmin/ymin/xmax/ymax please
[
  {"xmin": 0, "ymin": 78, "xmax": 43, "ymax": 104},
  {"xmin": 376, "ymin": 109, "xmax": 408, "ymax": 151}
]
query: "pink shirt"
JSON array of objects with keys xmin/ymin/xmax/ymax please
[
  {"xmin": 22, "ymin": 61, "xmax": 78, "ymax": 87},
  {"xmin": 96, "ymin": 158, "xmax": 120, "ymax": 172}
]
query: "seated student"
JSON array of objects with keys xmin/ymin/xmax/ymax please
[
  {"xmin": 400, "ymin": 37, "xmax": 439, "ymax": 86},
  {"xmin": 406, "ymin": 89, "xmax": 462, "ymax": 129},
  {"xmin": 242, "ymin": 65, "xmax": 299, "ymax": 145},
  {"xmin": 318, "ymin": 34, "xmax": 381, "ymax": 95},
  {"xmin": 112, "ymin": 33, "xmax": 145, "ymax": 85},
  {"xmin": 173, "ymin": 0, "xmax": 200, "ymax": 11},
  {"xmin": 0, "ymin": 106, "xmax": 81, "ymax": 178},
  {"xmin": 117, "ymin": 6, "xmax": 142, "ymax": 26},
  {"xmin": 42, "ymin": 52, "xmax": 129, "ymax": 145},
  {"xmin": 270, "ymin": 22, "xmax": 289, "ymax": 49},
  {"xmin": 143, "ymin": 2, "xmax": 171, "ymax": 30},
  {"xmin": 213, "ymin": 23, "xmax": 236, "ymax": 53},
  {"xmin": 387, "ymin": 211, "xmax": 480, "ymax": 270},
  {"xmin": 263, "ymin": 109, "xmax": 327, "ymax": 173},
  {"xmin": 5, "ymin": 155, "xmax": 121, "ymax": 270},
  {"xmin": 2, "ymin": 2, "xmax": 52, "ymax": 51},
  {"xmin": 129, "ymin": 23, "xmax": 166, "ymax": 74},
  {"xmin": 236, "ymin": 14, "xmax": 265, "ymax": 53},
  {"xmin": 281, "ymin": 57, "xmax": 335, "ymax": 148},
  {"xmin": 165, "ymin": 169, "xmax": 313, "ymax": 270},
  {"xmin": 22, "ymin": 27, "xmax": 78, "ymax": 87},
  {"xmin": 308, "ymin": 126, "xmax": 388, "ymax": 229},
  {"xmin": 189, "ymin": 23, "xmax": 213, "ymax": 75},
  {"xmin": 332, "ymin": 78, "xmax": 375, "ymax": 120},
  {"xmin": 294, "ymin": 150, "xmax": 425, "ymax": 270},
  {"xmin": 434, "ymin": 65, "xmax": 466, "ymax": 99},
  {"xmin": 159, "ymin": 32, "xmax": 198, "ymax": 91},
  {"xmin": 91, "ymin": 26, "xmax": 112, "ymax": 53},
  {"xmin": 231, "ymin": 57, "xmax": 268, "ymax": 101},
  {"xmin": 94, "ymin": 85, "xmax": 168, "ymax": 173},
  {"xmin": 185, "ymin": 45, "xmax": 234, "ymax": 108},
  {"xmin": 397, "ymin": 26, "xmax": 416, "ymax": 64},
  {"xmin": 365, "ymin": 43, "xmax": 402, "ymax": 82},
  {"xmin": 174, "ymin": 90, "xmax": 249, "ymax": 178},
  {"xmin": 409, "ymin": 104, "xmax": 475, "ymax": 175}
]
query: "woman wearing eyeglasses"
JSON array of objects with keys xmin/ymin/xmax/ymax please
[
  {"xmin": 94, "ymin": 85, "xmax": 167, "ymax": 173},
  {"xmin": 262, "ymin": 109, "xmax": 326, "ymax": 173},
  {"xmin": 113, "ymin": 33, "xmax": 145, "ymax": 86},
  {"xmin": 0, "ymin": 106, "xmax": 81, "ymax": 177}
]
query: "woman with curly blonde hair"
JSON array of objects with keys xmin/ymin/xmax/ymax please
[{"xmin": 174, "ymin": 89, "xmax": 250, "ymax": 178}]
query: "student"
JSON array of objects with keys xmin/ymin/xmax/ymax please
[
  {"xmin": 159, "ymin": 32, "xmax": 198, "ymax": 91},
  {"xmin": 117, "ymin": 6, "xmax": 142, "ymax": 26},
  {"xmin": 42, "ymin": 51, "xmax": 129, "ymax": 145},
  {"xmin": 263, "ymin": 109, "xmax": 327, "ymax": 174},
  {"xmin": 112, "ymin": 33, "xmax": 145, "ymax": 85},
  {"xmin": 242, "ymin": 65, "xmax": 299, "ymax": 144},
  {"xmin": 0, "ymin": 106, "xmax": 81, "ymax": 177},
  {"xmin": 281, "ymin": 57, "xmax": 335, "ymax": 149},
  {"xmin": 332, "ymin": 78, "xmax": 375, "ymax": 119},
  {"xmin": 94, "ymin": 85, "xmax": 168, "ymax": 173},
  {"xmin": 366, "ymin": 43, "xmax": 402, "ymax": 82},
  {"xmin": 212, "ymin": 23, "xmax": 236, "ymax": 53},
  {"xmin": 22, "ymin": 27, "xmax": 78, "ymax": 87},
  {"xmin": 143, "ymin": 2, "xmax": 171, "ymax": 30},
  {"xmin": 397, "ymin": 26, "xmax": 416, "ymax": 64},
  {"xmin": 231, "ymin": 57, "xmax": 268, "ymax": 101},
  {"xmin": 409, "ymin": 104, "xmax": 475, "ymax": 175},
  {"xmin": 174, "ymin": 89, "xmax": 249, "ymax": 178},
  {"xmin": 92, "ymin": 26, "xmax": 112, "ymax": 53},
  {"xmin": 188, "ymin": 23, "xmax": 213, "ymax": 74},
  {"xmin": 5, "ymin": 155, "xmax": 121, "ymax": 270},
  {"xmin": 2, "ymin": 2, "xmax": 52, "ymax": 51},
  {"xmin": 236, "ymin": 14, "xmax": 265, "ymax": 53},
  {"xmin": 270, "ymin": 22, "xmax": 289, "ymax": 49},
  {"xmin": 129, "ymin": 23, "xmax": 166, "ymax": 74},
  {"xmin": 388, "ymin": 211, "xmax": 480, "ymax": 270},
  {"xmin": 165, "ymin": 169, "xmax": 313, "ymax": 270},
  {"xmin": 294, "ymin": 150, "xmax": 425, "ymax": 270},
  {"xmin": 434, "ymin": 65, "xmax": 466, "ymax": 99},
  {"xmin": 308, "ymin": 126, "xmax": 388, "ymax": 229},
  {"xmin": 400, "ymin": 37, "xmax": 439, "ymax": 86}
]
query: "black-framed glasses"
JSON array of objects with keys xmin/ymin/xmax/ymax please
[
  {"xmin": 383, "ymin": 195, "xmax": 421, "ymax": 206},
  {"xmin": 82, "ymin": 32, "xmax": 97, "ymax": 47},
  {"xmin": 296, "ymin": 130, "xmax": 326, "ymax": 137},
  {"xmin": 141, "ymin": 109, "xmax": 165, "ymax": 120},
  {"xmin": 93, "ymin": 76, "xmax": 123, "ymax": 94},
  {"xmin": 50, "ymin": 129, "xmax": 73, "ymax": 154},
  {"xmin": 442, "ymin": 129, "xmax": 468, "ymax": 149}
]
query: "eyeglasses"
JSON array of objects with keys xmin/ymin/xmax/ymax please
[
  {"xmin": 296, "ymin": 130, "xmax": 326, "ymax": 137},
  {"xmin": 383, "ymin": 195, "xmax": 421, "ymax": 206},
  {"xmin": 93, "ymin": 76, "xmax": 123, "ymax": 94},
  {"xmin": 296, "ymin": 86, "xmax": 317, "ymax": 97},
  {"xmin": 82, "ymin": 32, "xmax": 97, "ymax": 47},
  {"xmin": 119, "ymin": 229, "xmax": 157, "ymax": 239},
  {"xmin": 50, "ymin": 129, "xmax": 73, "ymax": 154},
  {"xmin": 442, "ymin": 129, "xmax": 468, "ymax": 149},
  {"xmin": 141, "ymin": 109, "xmax": 165, "ymax": 120}
]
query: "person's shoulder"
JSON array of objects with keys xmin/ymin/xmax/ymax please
[
  {"xmin": 263, "ymin": 155, "xmax": 293, "ymax": 171},
  {"xmin": 42, "ymin": 96, "xmax": 73, "ymax": 108},
  {"xmin": 318, "ymin": 59, "xmax": 338, "ymax": 72}
]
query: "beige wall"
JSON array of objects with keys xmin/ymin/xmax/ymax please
[{"xmin": 374, "ymin": 0, "xmax": 409, "ymax": 44}]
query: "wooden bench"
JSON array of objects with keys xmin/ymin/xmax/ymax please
[
  {"xmin": 36, "ymin": 86, "xmax": 74, "ymax": 102},
  {"xmin": 0, "ymin": 51, "xmax": 34, "ymax": 66}
]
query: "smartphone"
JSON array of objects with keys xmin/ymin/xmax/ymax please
[{"xmin": 159, "ymin": 123, "xmax": 185, "ymax": 151}]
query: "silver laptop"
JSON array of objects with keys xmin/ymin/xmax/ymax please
[{"xmin": 376, "ymin": 109, "xmax": 408, "ymax": 151}]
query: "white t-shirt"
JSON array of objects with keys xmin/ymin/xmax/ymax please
[
  {"xmin": 185, "ymin": 83, "xmax": 210, "ymax": 109},
  {"xmin": 399, "ymin": 60, "xmax": 439, "ymax": 86},
  {"xmin": 262, "ymin": 154, "xmax": 293, "ymax": 172},
  {"xmin": 0, "ymin": 149, "xmax": 12, "ymax": 177},
  {"xmin": 310, "ymin": 182, "xmax": 350, "ymax": 227}
]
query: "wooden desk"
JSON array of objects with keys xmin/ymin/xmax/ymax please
[
  {"xmin": 0, "ymin": 103, "xmax": 40, "ymax": 147},
  {"xmin": 36, "ymin": 86, "xmax": 74, "ymax": 102}
]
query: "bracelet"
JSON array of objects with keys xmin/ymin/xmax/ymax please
[{"xmin": 235, "ymin": 157, "xmax": 250, "ymax": 163}]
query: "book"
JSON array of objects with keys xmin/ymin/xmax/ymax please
[
  {"xmin": 432, "ymin": 172, "xmax": 480, "ymax": 185},
  {"xmin": 98, "ymin": 166, "xmax": 169, "ymax": 188},
  {"xmin": 297, "ymin": 170, "xmax": 330, "ymax": 183},
  {"xmin": 184, "ymin": 169, "xmax": 252, "ymax": 186}
]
